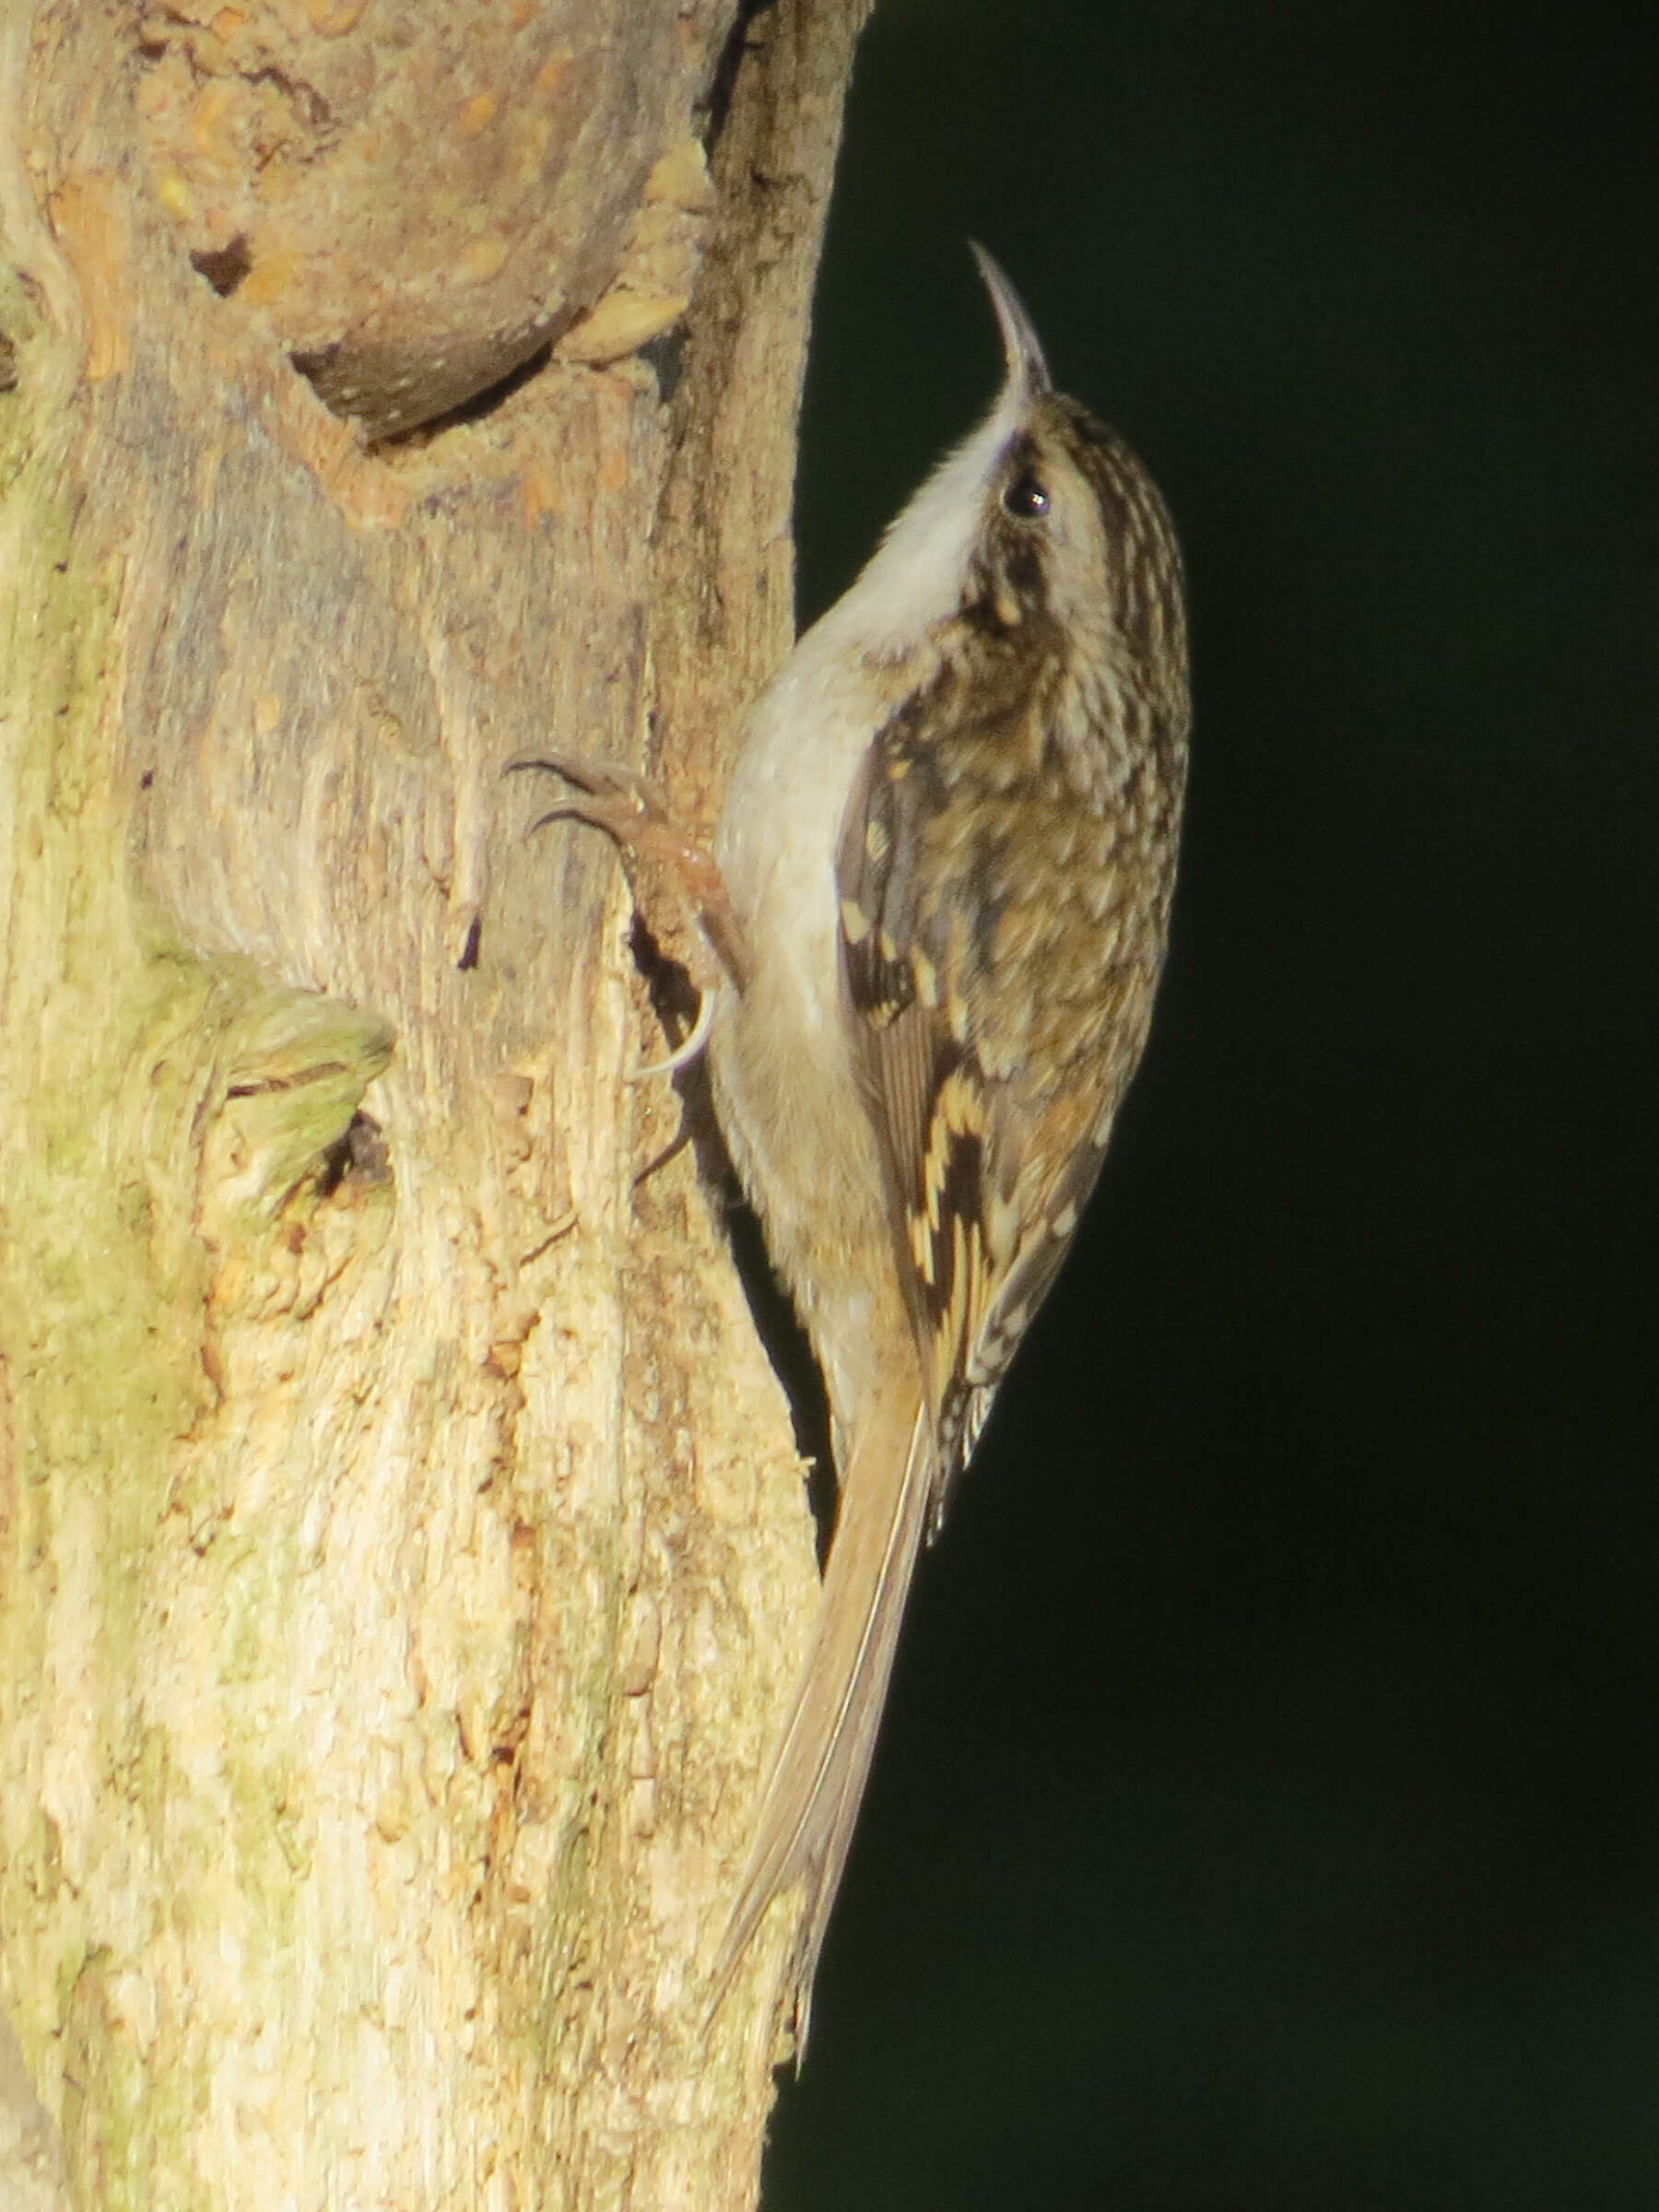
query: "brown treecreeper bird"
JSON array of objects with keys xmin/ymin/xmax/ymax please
[{"xmin": 514, "ymin": 246, "xmax": 1189, "ymax": 2043}]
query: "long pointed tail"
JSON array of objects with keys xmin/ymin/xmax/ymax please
[{"xmin": 709, "ymin": 1360, "xmax": 934, "ymax": 2045}]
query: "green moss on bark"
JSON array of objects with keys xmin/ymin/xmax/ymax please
[{"xmin": 0, "ymin": 266, "xmax": 393, "ymax": 2193}]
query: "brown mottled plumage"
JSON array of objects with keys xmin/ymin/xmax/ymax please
[
  {"xmin": 513, "ymin": 249, "xmax": 1189, "ymax": 2050},
  {"xmin": 706, "ymin": 250, "xmax": 1188, "ymax": 2038}
]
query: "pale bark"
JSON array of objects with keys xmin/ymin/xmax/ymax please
[{"xmin": 0, "ymin": 3, "xmax": 869, "ymax": 2206}]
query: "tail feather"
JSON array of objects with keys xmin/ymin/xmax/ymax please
[{"xmin": 709, "ymin": 1365, "xmax": 934, "ymax": 2046}]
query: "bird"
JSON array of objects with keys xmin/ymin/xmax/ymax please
[{"xmin": 513, "ymin": 244, "xmax": 1190, "ymax": 2046}]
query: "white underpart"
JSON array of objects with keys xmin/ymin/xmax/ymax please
[
  {"xmin": 710, "ymin": 366, "xmax": 1027, "ymax": 1430},
  {"xmin": 807, "ymin": 372, "xmax": 1029, "ymax": 662}
]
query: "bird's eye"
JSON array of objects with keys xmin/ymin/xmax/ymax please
[{"xmin": 1002, "ymin": 472, "xmax": 1051, "ymax": 520}]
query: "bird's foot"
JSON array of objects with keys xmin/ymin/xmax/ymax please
[{"xmin": 508, "ymin": 753, "xmax": 749, "ymax": 1074}]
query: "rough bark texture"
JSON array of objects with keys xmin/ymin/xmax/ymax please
[{"xmin": 0, "ymin": 2, "xmax": 870, "ymax": 2206}]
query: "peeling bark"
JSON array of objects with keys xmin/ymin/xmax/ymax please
[{"xmin": 0, "ymin": 3, "xmax": 871, "ymax": 2206}]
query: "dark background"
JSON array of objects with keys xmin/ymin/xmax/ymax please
[{"xmin": 764, "ymin": 3, "xmax": 1658, "ymax": 2206}]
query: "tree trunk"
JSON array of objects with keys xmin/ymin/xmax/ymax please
[{"xmin": 0, "ymin": 3, "xmax": 869, "ymax": 2205}]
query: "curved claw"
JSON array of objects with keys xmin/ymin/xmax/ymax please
[
  {"xmin": 629, "ymin": 983, "xmax": 718, "ymax": 1082},
  {"xmin": 506, "ymin": 752, "xmax": 634, "ymax": 794},
  {"xmin": 510, "ymin": 754, "xmax": 665, "ymax": 847}
]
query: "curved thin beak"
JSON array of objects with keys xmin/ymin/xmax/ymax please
[{"xmin": 969, "ymin": 241, "xmax": 1052, "ymax": 400}]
